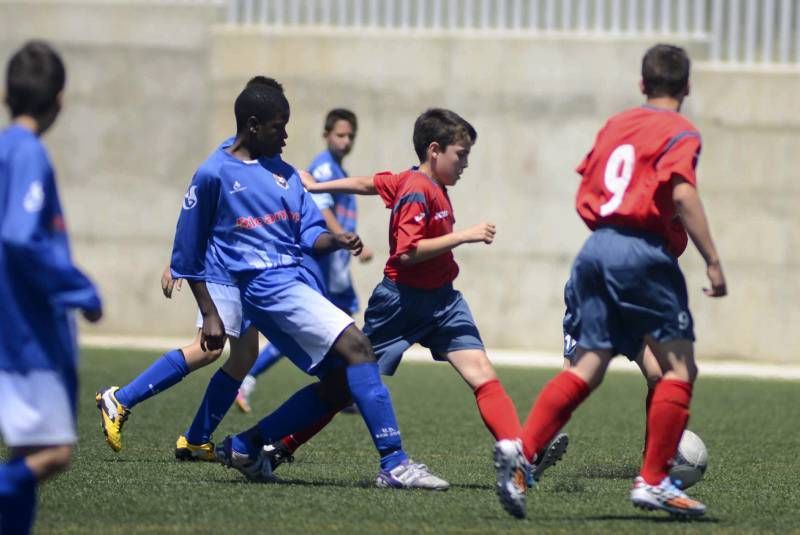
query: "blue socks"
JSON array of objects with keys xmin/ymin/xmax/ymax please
[
  {"xmin": 115, "ymin": 349, "xmax": 189, "ymax": 409},
  {"xmin": 185, "ymin": 369, "xmax": 241, "ymax": 445},
  {"xmin": 0, "ymin": 458, "xmax": 37, "ymax": 534},
  {"xmin": 346, "ymin": 362, "xmax": 406, "ymax": 470},
  {"xmin": 232, "ymin": 382, "xmax": 332, "ymax": 458},
  {"xmin": 249, "ymin": 344, "xmax": 283, "ymax": 378}
]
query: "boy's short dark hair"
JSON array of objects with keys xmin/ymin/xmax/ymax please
[
  {"xmin": 234, "ymin": 78, "xmax": 289, "ymax": 133},
  {"xmin": 324, "ymin": 108, "xmax": 357, "ymax": 133},
  {"xmin": 641, "ymin": 44, "xmax": 691, "ymax": 99},
  {"xmin": 413, "ymin": 108, "xmax": 477, "ymax": 162},
  {"xmin": 5, "ymin": 40, "xmax": 65, "ymax": 118}
]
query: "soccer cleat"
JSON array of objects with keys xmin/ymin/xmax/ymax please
[
  {"xmin": 234, "ymin": 391, "xmax": 252, "ymax": 413},
  {"xmin": 263, "ymin": 441, "xmax": 294, "ymax": 472},
  {"xmin": 493, "ymin": 439, "xmax": 529, "ymax": 519},
  {"xmin": 375, "ymin": 460, "xmax": 450, "ymax": 491},
  {"xmin": 630, "ymin": 476, "xmax": 706, "ymax": 518},
  {"xmin": 95, "ymin": 386, "xmax": 130, "ymax": 452},
  {"xmin": 215, "ymin": 436, "xmax": 277, "ymax": 483},
  {"xmin": 530, "ymin": 432, "xmax": 569, "ymax": 484},
  {"xmin": 175, "ymin": 435, "xmax": 216, "ymax": 462}
]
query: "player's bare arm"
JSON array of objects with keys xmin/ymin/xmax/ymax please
[
  {"xmin": 302, "ymin": 173, "xmax": 377, "ymax": 195},
  {"xmin": 313, "ymin": 231, "xmax": 364, "ymax": 257},
  {"xmin": 399, "ymin": 222, "xmax": 495, "ymax": 265},
  {"xmin": 161, "ymin": 264, "xmax": 183, "ymax": 298},
  {"xmin": 672, "ymin": 175, "xmax": 727, "ymax": 297},
  {"xmin": 187, "ymin": 279, "xmax": 226, "ymax": 351}
]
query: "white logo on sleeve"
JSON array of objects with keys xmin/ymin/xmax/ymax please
[
  {"xmin": 182, "ymin": 185, "xmax": 198, "ymax": 210},
  {"xmin": 312, "ymin": 162, "xmax": 332, "ymax": 180},
  {"xmin": 23, "ymin": 181, "xmax": 44, "ymax": 213},
  {"xmin": 433, "ymin": 210, "xmax": 450, "ymax": 220},
  {"xmin": 413, "ymin": 212, "xmax": 426, "ymax": 223}
]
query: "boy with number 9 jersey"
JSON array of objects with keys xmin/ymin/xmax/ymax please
[{"xmin": 494, "ymin": 44, "xmax": 726, "ymax": 520}]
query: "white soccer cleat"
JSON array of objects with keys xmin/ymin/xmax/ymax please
[
  {"xmin": 630, "ymin": 475, "xmax": 706, "ymax": 518},
  {"xmin": 216, "ymin": 436, "xmax": 277, "ymax": 483},
  {"xmin": 375, "ymin": 459, "xmax": 450, "ymax": 491},
  {"xmin": 493, "ymin": 439, "xmax": 529, "ymax": 519}
]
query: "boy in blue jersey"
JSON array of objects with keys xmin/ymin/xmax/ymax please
[
  {"xmin": 174, "ymin": 79, "xmax": 447, "ymax": 489},
  {"xmin": 235, "ymin": 108, "xmax": 373, "ymax": 414},
  {"xmin": 0, "ymin": 41, "xmax": 102, "ymax": 534}
]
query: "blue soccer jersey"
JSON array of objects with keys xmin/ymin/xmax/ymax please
[
  {"xmin": 0, "ymin": 125, "xmax": 101, "ymax": 374},
  {"xmin": 308, "ymin": 150, "xmax": 358, "ymax": 312},
  {"xmin": 170, "ymin": 148, "xmax": 327, "ymax": 282}
]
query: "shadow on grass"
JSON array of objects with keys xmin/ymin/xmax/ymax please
[
  {"xmin": 579, "ymin": 464, "xmax": 640, "ymax": 480},
  {"xmin": 587, "ymin": 514, "xmax": 720, "ymax": 524}
]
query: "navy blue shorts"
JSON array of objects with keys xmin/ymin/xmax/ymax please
[
  {"xmin": 363, "ymin": 278, "xmax": 485, "ymax": 376},
  {"xmin": 563, "ymin": 227, "xmax": 694, "ymax": 361}
]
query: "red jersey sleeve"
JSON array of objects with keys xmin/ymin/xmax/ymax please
[
  {"xmin": 373, "ymin": 171, "xmax": 401, "ymax": 208},
  {"xmin": 655, "ymin": 131, "xmax": 701, "ymax": 186},
  {"xmin": 392, "ymin": 183, "xmax": 430, "ymax": 256}
]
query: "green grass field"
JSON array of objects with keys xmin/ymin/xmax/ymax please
[{"xmin": 28, "ymin": 348, "xmax": 800, "ymax": 534}]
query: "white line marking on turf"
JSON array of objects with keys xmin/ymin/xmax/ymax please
[{"xmin": 80, "ymin": 335, "xmax": 800, "ymax": 381}]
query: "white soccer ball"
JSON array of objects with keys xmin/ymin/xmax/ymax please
[{"xmin": 669, "ymin": 429, "xmax": 707, "ymax": 489}]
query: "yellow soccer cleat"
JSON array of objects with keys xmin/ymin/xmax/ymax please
[
  {"xmin": 175, "ymin": 435, "xmax": 216, "ymax": 462},
  {"xmin": 95, "ymin": 386, "xmax": 130, "ymax": 452}
]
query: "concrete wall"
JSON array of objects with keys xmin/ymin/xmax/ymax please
[{"xmin": 1, "ymin": 3, "xmax": 797, "ymax": 362}]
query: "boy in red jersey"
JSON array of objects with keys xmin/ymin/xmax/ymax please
[
  {"xmin": 278, "ymin": 109, "xmax": 572, "ymax": 484},
  {"xmin": 495, "ymin": 44, "xmax": 726, "ymax": 519}
]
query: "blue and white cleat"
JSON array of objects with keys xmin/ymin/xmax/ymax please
[
  {"xmin": 215, "ymin": 436, "xmax": 277, "ymax": 483},
  {"xmin": 494, "ymin": 439, "xmax": 529, "ymax": 519},
  {"xmin": 375, "ymin": 459, "xmax": 450, "ymax": 491},
  {"xmin": 630, "ymin": 475, "xmax": 706, "ymax": 518},
  {"xmin": 529, "ymin": 432, "xmax": 569, "ymax": 485}
]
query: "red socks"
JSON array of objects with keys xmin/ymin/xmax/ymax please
[
  {"xmin": 521, "ymin": 371, "xmax": 590, "ymax": 461},
  {"xmin": 640, "ymin": 379, "xmax": 692, "ymax": 485},
  {"xmin": 474, "ymin": 379, "xmax": 522, "ymax": 440},
  {"xmin": 281, "ymin": 398, "xmax": 353, "ymax": 453}
]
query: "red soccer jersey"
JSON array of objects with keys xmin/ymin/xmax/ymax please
[
  {"xmin": 373, "ymin": 169, "xmax": 459, "ymax": 289},
  {"xmin": 575, "ymin": 106, "xmax": 701, "ymax": 256}
]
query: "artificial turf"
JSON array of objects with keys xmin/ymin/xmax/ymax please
[{"xmin": 26, "ymin": 347, "xmax": 800, "ymax": 534}]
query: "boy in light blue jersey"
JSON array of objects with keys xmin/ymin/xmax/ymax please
[
  {"xmin": 174, "ymin": 78, "xmax": 446, "ymax": 489},
  {"xmin": 235, "ymin": 108, "xmax": 373, "ymax": 414},
  {"xmin": 0, "ymin": 41, "xmax": 103, "ymax": 534}
]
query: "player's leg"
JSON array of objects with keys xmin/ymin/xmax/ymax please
[
  {"xmin": 446, "ymin": 349, "xmax": 522, "ymax": 440},
  {"xmin": 0, "ymin": 446, "xmax": 71, "ymax": 534},
  {"xmin": 175, "ymin": 326, "xmax": 260, "ymax": 461},
  {"xmin": 0, "ymin": 369, "xmax": 76, "ymax": 534},
  {"xmin": 235, "ymin": 342, "xmax": 283, "ymax": 413},
  {"xmin": 96, "ymin": 282, "xmax": 242, "ymax": 452},
  {"xmin": 635, "ymin": 344, "xmax": 662, "ymax": 460},
  {"xmin": 495, "ymin": 347, "xmax": 608, "ymax": 518},
  {"xmin": 95, "ymin": 330, "xmax": 219, "ymax": 452},
  {"xmin": 630, "ymin": 337, "xmax": 704, "ymax": 517}
]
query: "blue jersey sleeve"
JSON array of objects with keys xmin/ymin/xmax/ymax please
[
  {"xmin": 170, "ymin": 169, "xmax": 220, "ymax": 280},
  {"xmin": 298, "ymin": 185, "xmax": 328, "ymax": 254},
  {"xmin": 1, "ymin": 141, "xmax": 101, "ymax": 311}
]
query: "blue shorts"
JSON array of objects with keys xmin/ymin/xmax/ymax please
[
  {"xmin": 363, "ymin": 278, "xmax": 484, "ymax": 376},
  {"xmin": 563, "ymin": 227, "xmax": 694, "ymax": 361},
  {"xmin": 238, "ymin": 266, "xmax": 354, "ymax": 377}
]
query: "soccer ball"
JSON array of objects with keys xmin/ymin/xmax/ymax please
[{"xmin": 669, "ymin": 429, "xmax": 707, "ymax": 489}]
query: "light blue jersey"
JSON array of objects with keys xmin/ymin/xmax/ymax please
[
  {"xmin": 309, "ymin": 149, "xmax": 359, "ymax": 313},
  {"xmin": 171, "ymin": 148, "xmax": 327, "ymax": 282},
  {"xmin": 0, "ymin": 125, "xmax": 101, "ymax": 376}
]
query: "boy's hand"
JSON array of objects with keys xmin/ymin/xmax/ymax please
[
  {"xmin": 82, "ymin": 307, "xmax": 103, "ymax": 323},
  {"xmin": 703, "ymin": 262, "xmax": 727, "ymax": 297},
  {"xmin": 358, "ymin": 245, "xmax": 374, "ymax": 263},
  {"xmin": 200, "ymin": 312, "xmax": 226, "ymax": 351},
  {"xmin": 460, "ymin": 222, "xmax": 496, "ymax": 244},
  {"xmin": 298, "ymin": 169, "xmax": 318, "ymax": 191},
  {"xmin": 334, "ymin": 232, "xmax": 364, "ymax": 256},
  {"xmin": 161, "ymin": 265, "xmax": 183, "ymax": 298}
]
